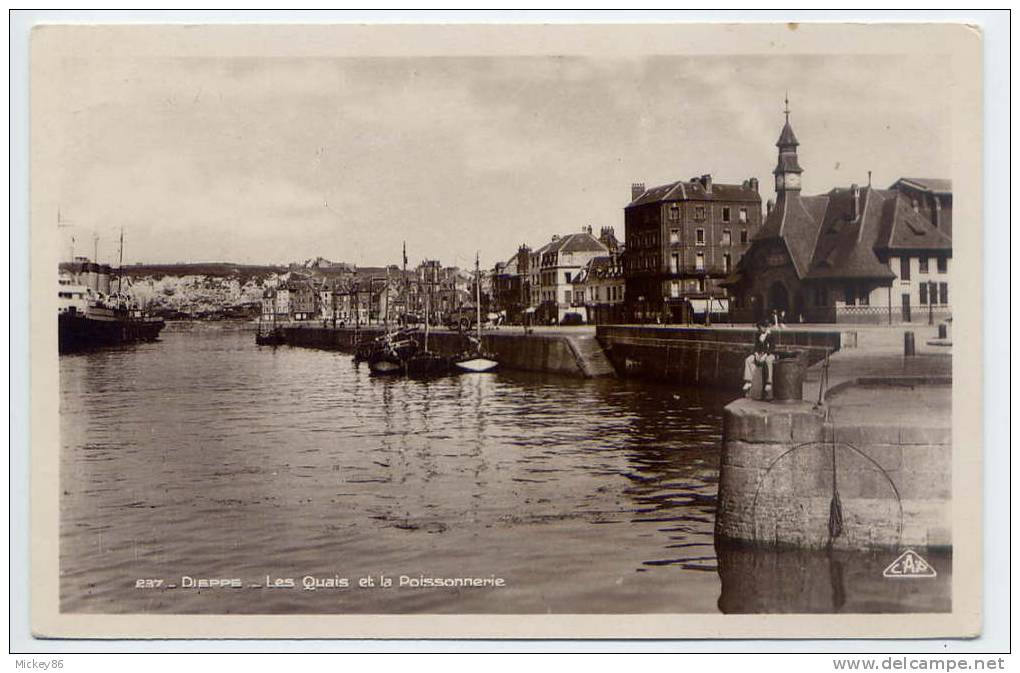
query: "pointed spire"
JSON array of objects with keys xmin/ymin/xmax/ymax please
[{"xmin": 776, "ymin": 92, "xmax": 799, "ymax": 148}]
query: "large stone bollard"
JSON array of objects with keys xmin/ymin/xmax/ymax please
[{"xmin": 904, "ymin": 331, "xmax": 916, "ymax": 356}]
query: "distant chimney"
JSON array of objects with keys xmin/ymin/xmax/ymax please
[
  {"xmin": 701, "ymin": 174, "xmax": 713, "ymax": 193},
  {"xmin": 583, "ymin": 225, "xmax": 593, "ymax": 235},
  {"xmin": 850, "ymin": 183, "xmax": 861, "ymax": 220},
  {"xmin": 551, "ymin": 234, "xmax": 560, "ymax": 242},
  {"xmin": 749, "ymin": 177, "xmax": 759, "ymax": 193},
  {"xmin": 767, "ymin": 198, "xmax": 775, "ymax": 215},
  {"xmin": 631, "ymin": 183, "xmax": 646, "ymax": 201}
]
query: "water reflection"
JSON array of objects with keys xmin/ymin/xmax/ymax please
[
  {"xmin": 59, "ymin": 323, "xmax": 948, "ymax": 615},
  {"xmin": 716, "ymin": 540, "xmax": 951, "ymax": 613}
]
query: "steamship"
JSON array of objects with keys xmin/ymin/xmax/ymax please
[{"xmin": 58, "ymin": 258, "xmax": 165, "ymax": 353}]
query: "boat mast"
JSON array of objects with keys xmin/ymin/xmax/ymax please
[
  {"xmin": 384, "ymin": 267, "xmax": 390, "ymax": 331},
  {"xmin": 475, "ymin": 252, "xmax": 482, "ymax": 346},
  {"xmin": 117, "ymin": 227, "xmax": 124, "ymax": 294},
  {"xmin": 424, "ymin": 271, "xmax": 430, "ymax": 351}
]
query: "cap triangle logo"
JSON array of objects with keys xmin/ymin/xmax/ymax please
[{"xmin": 882, "ymin": 549, "xmax": 937, "ymax": 578}]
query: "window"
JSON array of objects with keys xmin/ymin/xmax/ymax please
[
  {"xmin": 696, "ymin": 228, "xmax": 706, "ymax": 245},
  {"xmin": 723, "ymin": 253, "xmax": 732, "ymax": 273},
  {"xmin": 919, "ymin": 257, "xmax": 929, "ymax": 274},
  {"xmin": 721, "ymin": 229, "xmax": 732, "ymax": 246},
  {"xmin": 695, "ymin": 252, "xmax": 705, "ymax": 271},
  {"xmin": 670, "ymin": 253, "xmax": 680, "ymax": 273},
  {"xmin": 844, "ymin": 285, "xmax": 856, "ymax": 306},
  {"xmin": 919, "ymin": 283, "xmax": 929, "ymax": 305},
  {"xmin": 698, "ymin": 277, "xmax": 706, "ymax": 293},
  {"xmin": 937, "ymin": 257, "xmax": 948, "ymax": 274},
  {"xmin": 564, "ymin": 272, "xmax": 572, "ymax": 284},
  {"xmin": 670, "ymin": 229, "xmax": 680, "ymax": 244},
  {"xmin": 669, "ymin": 204, "xmax": 681, "ymax": 220},
  {"xmin": 739, "ymin": 208, "xmax": 748, "ymax": 223},
  {"xmin": 815, "ymin": 286, "xmax": 826, "ymax": 306},
  {"xmin": 670, "ymin": 281, "xmax": 680, "ymax": 298},
  {"xmin": 740, "ymin": 229, "xmax": 749, "ymax": 244},
  {"xmin": 899, "ymin": 257, "xmax": 911, "ymax": 281},
  {"xmin": 722, "ymin": 207, "xmax": 731, "ymax": 222},
  {"xmin": 694, "ymin": 206, "xmax": 706, "ymax": 221},
  {"xmin": 939, "ymin": 282, "xmax": 949, "ymax": 305},
  {"xmin": 564, "ymin": 290, "xmax": 572, "ymax": 304}
]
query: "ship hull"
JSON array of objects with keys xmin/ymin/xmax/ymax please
[{"xmin": 58, "ymin": 312, "xmax": 165, "ymax": 353}]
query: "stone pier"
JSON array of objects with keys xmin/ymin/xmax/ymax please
[
  {"xmin": 715, "ymin": 379, "xmax": 952, "ymax": 550},
  {"xmin": 278, "ymin": 324, "xmax": 615, "ymax": 379}
]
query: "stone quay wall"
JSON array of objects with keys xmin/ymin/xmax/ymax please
[
  {"xmin": 279, "ymin": 325, "xmax": 606, "ymax": 378},
  {"xmin": 715, "ymin": 398, "xmax": 951, "ymax": 550},
  {"xmin": 595, "ymin": 326, "xmax": 843, "ymax": 390}
]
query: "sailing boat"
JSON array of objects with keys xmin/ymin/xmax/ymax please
[
  {"xmin": 366, "ymin": 271, "xmax": 418, "ymax": 375},
  {"xmin": 453, "ymin": 253, "xmax": 499, "ymax": 373},
  {"xmin": 403, "ymin": 262, "xmax": 451, "ymax": 378}
]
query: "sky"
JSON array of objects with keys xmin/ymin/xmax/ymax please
[{"xmin": 49, "ymin": 52, "xmax": 950, "ymax": 270}]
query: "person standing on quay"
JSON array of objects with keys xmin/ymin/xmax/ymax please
[{"xmin": 743, "ymin": 320, "xmax": 776, "ymax": 395}]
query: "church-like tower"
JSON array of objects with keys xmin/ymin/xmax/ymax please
[{"xmin": 773, "ymin": 95, "xmax": 803, "ymax": 195}]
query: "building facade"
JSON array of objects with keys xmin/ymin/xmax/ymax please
[
  {"xmin": 724, "ymin": 104, "xmax": 953, "ymax": 324},
  {"xmin": 624, "ymin": 174, "xmax": 763, "ymax": 323},
  {"xmin": 571, "ymin": 252, "xmax": 626, "ymax": 324},
  {"xmin": 534, "ymin": 226, "xmax": 611, "ymax": 324}
]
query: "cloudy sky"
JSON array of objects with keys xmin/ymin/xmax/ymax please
[{"xmin": 48, "ymin": 51, "xmax": 950, "ymax": 269}]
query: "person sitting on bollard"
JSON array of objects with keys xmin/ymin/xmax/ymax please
[{"xmin": 743, "ymin": 319, "xmax": 776, "ymax": 395}]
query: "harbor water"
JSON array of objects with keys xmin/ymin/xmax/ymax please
[{"xmin": 60, "ymin": 322, "xmax": 950, "ymax": 614}]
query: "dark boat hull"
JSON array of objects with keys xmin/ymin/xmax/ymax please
[
  {"xmin": 58, "ymin": 312, "xmax": 165, "ymax": 353},
  {"xmin": 404, "ymin": 352, "xmax": 452, "ymax": 378}
]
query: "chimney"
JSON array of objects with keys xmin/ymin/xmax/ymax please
[
  {"xmin": 551, "ymin": 234, "xmax": 560, "ymax": 242},
  {"xmin": 701, "ymin": 174, "xmax": 713, "ymax": 193},
  {"xmin": 850, "ymin": 183, "xmax": 861, "ymax": 220},
  {"xmin": 631, "ymin": 183, "xmax": 646, "ymax": 201},
  {"xmin": 584, "ymin": 224, "xmax": 593, "ymax": 235},
  {"xmin": 749, "ymin": 177, "xmax": 759, "ymax": 193},
  {"xmin": 766, "ymin": 198, "xmax": 775, "ymax": 215}
]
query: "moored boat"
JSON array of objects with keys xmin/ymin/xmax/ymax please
[
  {"xmin": 452, "ymin": 252, "xmax": 499, "ymax": 373},
  {"xmin": 58, "ymin": 253, "xmax": 165, "ymax": 354}
]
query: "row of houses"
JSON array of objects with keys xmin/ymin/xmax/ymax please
[
  {"xmin": 489, "ymin": 102, "xmax": 952, "ymax": 325},
  {"xmin": 261, "ymin": 261, "xmax": 476, "ymax": 326}
]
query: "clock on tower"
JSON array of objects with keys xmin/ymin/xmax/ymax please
[{"xmin": 773, "ymin": 95, "xmax": 803, "ymax": 195}]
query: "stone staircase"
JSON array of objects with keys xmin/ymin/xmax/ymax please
[{"xmin": 565, "ymin": 333, "xmax": 617, "ymax": 378}]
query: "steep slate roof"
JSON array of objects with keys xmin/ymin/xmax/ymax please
[
  {"xmin": 776, "ymin": 120, "xmax": 799, "ymax": 147},
  {"xmin": 875, "ymin": 191, "xmax": 954, "ymax": 252},
  {"xmin": 627, "ymin": 178, "xmax": 760, "ymax": 208},
  {"xmin": 892, "ymin": 177, "xmax": 952, "ymax": 194},
  {"xmin": 749, "ymin": 182, "xmax": 951, "ymax": 282},
  {"xmin": 548, "ymin": 232, "xmax": 610, "ymax": 255}
]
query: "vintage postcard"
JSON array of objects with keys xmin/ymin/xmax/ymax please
[{"xmin": 30, "ymin": 21, "xmax": 983, "ymax": 639}]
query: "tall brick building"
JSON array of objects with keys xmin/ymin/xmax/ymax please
[{"xmin": 623, "ymin": 174, "xmax": 763, "ymax": 322}]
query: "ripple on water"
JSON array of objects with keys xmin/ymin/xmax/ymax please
[{"xmin": 59, "ymin": 325, "xmax": 948, "ymax": 616}]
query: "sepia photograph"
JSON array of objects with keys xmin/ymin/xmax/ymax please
[{"xmin": 26, "ymin": 20, "xmax": 985, "ymax": 640}]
